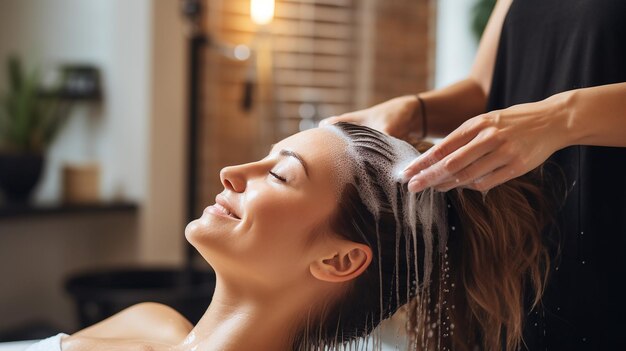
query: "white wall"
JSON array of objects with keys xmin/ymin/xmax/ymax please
[
  {"xmin": 0, "ymin": 0, "xmax": 151, "ymax": 203},
  {"xmin": 435, "ymin": 0, "xmax": 478, "ymax": 88}
]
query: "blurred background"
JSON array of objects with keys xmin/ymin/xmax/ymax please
[{"xmin": 0, "ymin": 0, "xmax": 493, "ymax": 342}]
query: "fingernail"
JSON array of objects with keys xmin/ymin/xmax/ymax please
[
  {"xmin": 408, "ymin": 178, "xmax": 424, "ymax": 193},
  {"xmin": 399, "ymin": 169, "xmax": 412, "ymax": 183},
  {"xmin": 401, "ymin": 163, "xmax": 412, "ymax": 173},
  {"xmin": 319, "ymin": 116, "xmax": 337, "ymax": 126}
]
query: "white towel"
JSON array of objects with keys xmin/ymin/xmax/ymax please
[{"xmin": 23, "ymin": 334, "xmax": 67, "ymax": 351}]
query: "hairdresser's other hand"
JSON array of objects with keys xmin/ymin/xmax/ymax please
[
  {"xmin": 319, "ymin": 95, "xmax": 423, "ymax": 143},
  {"xmin": 402, "ymin": 94, "xmax": 572, "ymax": 192}
]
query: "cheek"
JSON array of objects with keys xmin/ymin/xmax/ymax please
[
  {"xmin": 247, "ymin": 192, "xmax": 314, "ymax": 249},
  {"xmin": 241, "ymin": 191, "xmax": 330, "ymax": 268}
]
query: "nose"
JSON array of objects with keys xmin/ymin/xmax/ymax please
[{"xmin": 220, "ymin": 165, "xmax": 247, "ymax": 193}]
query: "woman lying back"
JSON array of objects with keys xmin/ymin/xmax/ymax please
[{"xmin": 33, "ymin": 122, "xmax": 550, "ymax": 351}]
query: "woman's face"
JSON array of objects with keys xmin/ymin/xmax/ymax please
[{"xmin": 185, "ymin": 127, "xmax": 349, "ymax": 291}]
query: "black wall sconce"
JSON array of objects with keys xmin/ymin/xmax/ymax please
[
  {"xmin": 58, "ymin": 65, "xmax": 102, "ymax": 101},
  {"xmin": 181, "ymin": 0, "xmax": 275, "ymax": 270}
]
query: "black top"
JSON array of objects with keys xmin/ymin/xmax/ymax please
[{"xmin": 487, "ymin": 0, "xmax": 626, "ymax": 350}]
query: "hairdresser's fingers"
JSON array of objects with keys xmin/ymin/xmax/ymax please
[
  {"xmin": 433, "ymin": 151, "xmax": 511, "ymax": 192},
  {"xmin": 402, "ymin": 116, "xmax": 486, "ymax": 182},
  {"xmin": 420, "ymin": 129, "xmax": 506, "ymax": 187},
  {"xmin": 409, "ymin": 143, "xmax": 493, "ymax": 192},
  {"xmin": 406, "ymin": 128, "xmax": 503, "ymax": 193},
  {"xmin": 318, "ymin": 116, "xmax": 338, "ymax": 126},
  {"xmin": 319, "ymin": 112, "xmax": 364, "ymax": 127},
  {"xmin": 465, "ymin": 165, "xmax": 519, "ymax": 192}
]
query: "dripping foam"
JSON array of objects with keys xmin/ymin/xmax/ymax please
[{"xmin": 322, "ymin": 124, "xmax": 449, "ymax": 349}]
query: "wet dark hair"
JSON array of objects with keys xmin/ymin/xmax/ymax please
[
  {"xmin": 293, "ymin": 122, "xmax": 551, "ymax": 351},
  {"xmin": 293, "ymin": 122, "xmax": 436, "ymax": 349}
]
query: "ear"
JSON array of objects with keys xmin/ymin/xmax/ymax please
[{"xmin": 310, "ymin": 242, "xmax": 372, "ymax": 283}]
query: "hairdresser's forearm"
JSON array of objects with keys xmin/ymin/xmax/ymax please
[
  {"xmin": 415, "ymin": 0, "xmax": 512, "ymax": 138},
  {"xmin": 418, "ymin": 78, "xmax": 487, "ymax": 138},
  {"xmin": 562, "ymin": 82, "xmax": 626, "ymax": 147}
]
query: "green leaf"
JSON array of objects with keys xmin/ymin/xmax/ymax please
[
  {"xmin": 41, "ymin": 99, "xmax": 69, "ymax": 148},
  {"xmin": 1, "ymin": 56, "xmax": 69, "ymax": 152},
  {"xmin": 8, "ymin": 56, "xmax": 23, "ymax": 93},
  {"xmin": 15, "ymin": 69, "xmax": 40, "ymax": 149}
]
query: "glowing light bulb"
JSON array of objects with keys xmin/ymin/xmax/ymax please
[{"xmin": 250, "ymin": 0, "xmax": 275, "ymax": 26}]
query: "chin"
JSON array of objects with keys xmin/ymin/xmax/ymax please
[
  {"xmin": 184, "ymin": 221, "xmax": 194, "ymax": 241},
  {"xmin": 184, "ymin": 217, "xmax": 209, "ymax": 244},
  {"xmin": 184, "ymin": 217, "xmax": 232, "ymax": 255}
]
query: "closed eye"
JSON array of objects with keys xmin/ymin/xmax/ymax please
[{"xmin": 269, "ymin": 171, "xmax": 287, "ymax": 182}]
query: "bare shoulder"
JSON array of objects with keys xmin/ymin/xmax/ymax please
[
  {"xmin": 62, "ymin": 335, "xmax": 174, "ymax": 351},
  {"xmin": 71, "ymin": 302, "xmax": 193, "ymax": 345},
  {"xmin": 123, "ymin": 302, "xmax": 194, "ymax": 330}
]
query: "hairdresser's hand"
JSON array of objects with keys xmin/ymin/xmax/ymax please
[
  {"xmin": 319, "ymin": 95, "xmax": 424, "ymax": 144},
  {"xmin": 402, "ymin": 94, "xmax": 572, "ymax": 192}
]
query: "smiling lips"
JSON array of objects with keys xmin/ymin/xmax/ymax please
[{"xmin": 205, "ymin": 195, "xmax": 241, "ymax": 220}]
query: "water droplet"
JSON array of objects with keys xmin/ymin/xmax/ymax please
[
  {"xmin": 447, "ymin": 204, "xmax": 451, "ymax": 208},
  {"xmin": 582, "ymin": 260, "xmax": 586, "ymax": 265},
  {"xmin": 481, "ymin": 190, "xmax": 489, "ymax": 200},
  {"xmin": 557, "ymin": 307, "xmax": 561, "ymax": 311},
  {"xmin": 450, "ymin": 323, "xmax": 455, "ymax": 329},
  {"xmin": 451, "ymin": 226, "xmax": 456, "ymax": 231},
  {"xmin": 555, "ymin": 266, "xmax": 559, "ymax": 271},
  {"xmin": 580, "ymin": 231, "xmax": 584, "ymax": 235},
  {"xmin": 451, "ymin": 283, "xmax": 455, "ymax": 287},
  {"xmin": 427, "ymin": 330, "xmax": 434, "ymax": 338},
  {"xmin": 534, "ymin": 322, "xmax": 538, "ymax": 327},
  {"xmin": 582, "ymin": 337, "xmax": 587, "ymax": 342}
]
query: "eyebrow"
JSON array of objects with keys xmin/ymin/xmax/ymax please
[{"xmin": 274, "ymin": 147, "xmax": 309, "ymax": 178}]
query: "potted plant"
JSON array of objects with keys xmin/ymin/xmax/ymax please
[{"xmin": 0, "ymin": 56, "xmax": 69, "ymax": 203}]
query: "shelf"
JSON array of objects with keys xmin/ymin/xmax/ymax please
[{"xmin": 0, "ymin": 201, "xmax": 138, "ymax": 219}]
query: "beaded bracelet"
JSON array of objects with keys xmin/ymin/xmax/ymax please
[{"xmin": 416, "ymin": 94, "xmax": 428, "ymax": 139}]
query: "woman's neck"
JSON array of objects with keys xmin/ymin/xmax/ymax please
[{"xmin": 178, "ymin": 279, "xmax": 324, "ymax": 351}]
